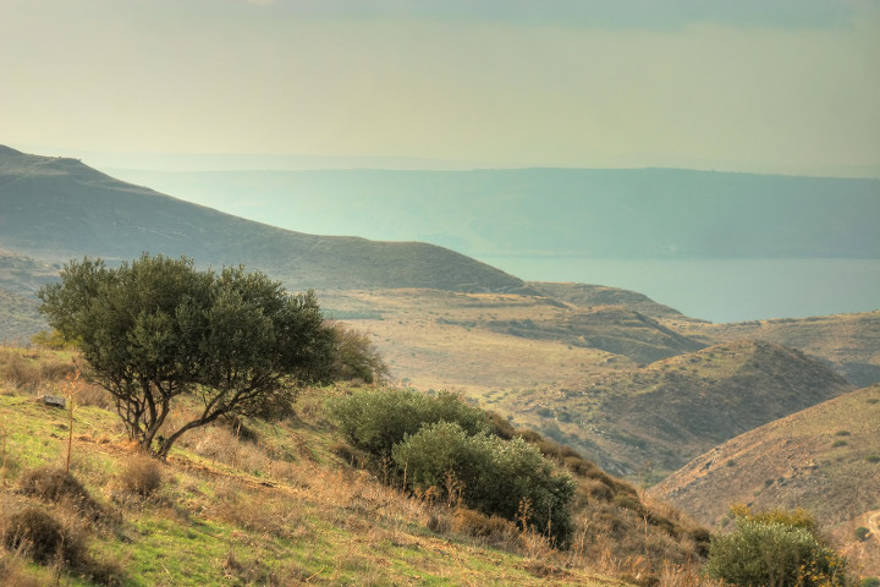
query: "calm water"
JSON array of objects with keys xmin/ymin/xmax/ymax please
[{"xmin": 476, "ymin": 257, "xmax": 880, "ymax": 323}]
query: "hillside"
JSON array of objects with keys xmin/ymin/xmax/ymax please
[
  {"xmin": 0, "ymin": 288, "xmax": 42, "ymax": 344},
  {"xmin": 527, "ymin": 282, "xmax": 686, "ymax": 319},
  {"xmin": 0, "ymin": 346, "xmax": 711, "ymax": 586},
  {"xmin": 109, "ymin": 167, "xmax": 880, "ymax": 259},
  {"xmin": 0, "ymin": 146, "xmax": 522, "ymax": 292},
  {"xmin": 318, "ymin": 287, "xmax": 697, "ymax": 394},
  {"xmin": 491, "ymin": 340, "xmax": 853, "ymax": 478},
  {"xmin": 650, "ymin": 385, "xmax": 880, "ymax": 575},
  {"xmin": 674, "ymin": 311, "xmax": 880, "ymax": 387},
  {"xmin": 317, "ymin": 291, "xmax": 855, "ymax": 480}
]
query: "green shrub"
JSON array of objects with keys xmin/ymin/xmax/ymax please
[
  {"xmin": 729, "ymin": 504, "xmax": 817, "ymax": 534},
  {"xmin": 328, "ymin": 324, "xmax": 389, "ymax": 384},
  {"xmin": 860, "ymin": 578, "xmax": 880, "ymax": 587},
  {"xmin": 392, "ymin": 421, "xmax": 575, "ymax": 546},
  {"xmin": 330, "ymin": 389, "xmax": 489, "ymax": 458},
  {"xmin": 855, "ymin": 526, "xmax": 871, "ymax": 541},
  {"xmin": 706, "ymin": 518, "xmax": 847, "ymax": 586}
]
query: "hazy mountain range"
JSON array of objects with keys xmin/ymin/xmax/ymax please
[
  {"xmin": 112, "ymin": 166, "xmax": 880, "ymax": 259},
  {"xmin": 0, "ymin": 145, "xmax": 520, "ymax": 292}
]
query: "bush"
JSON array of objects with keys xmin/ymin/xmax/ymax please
[
  {"xmin": 328, "ymin": 324, "xmax": 389, "ymax": 384},
  {"xmin": 0, "ymin": 350, "xmax": 41, "ymax": 390},
  {"xmin": 18, "ymin": 468, "xmax": 102, "ymax": 520},
  {"xmin": 330, "ymin": 389, "xmax": 489, "ymax": 458},
  {"xmin": 120, "ymin": 456, "xmax": 161, "ymax": 498},
  {"xmin": 855, "ymin": 526, "xmax": 871, "ymax": 541},
  {"xmin": 706, "ymin": 518, "xmax": 847, "ymax": 586},
  {"xmin": 3, "ymin": 507, "xmax": 84, "ymax": 565},
  {"xmin": 392, "ymin": 421, "xmax": 575, "ymax": 546},
  {"xmin": 31, "ymin": 329, "xmax": 77, "ymax": 350},
  {"xmin": 450, "ymin": 508, "xmax": 518, "ymax": 547},
  {"xmin": 728, "ymin": 504, "xmax": 817, "ymax": 534}
]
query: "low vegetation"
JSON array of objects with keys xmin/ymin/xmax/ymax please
[
  {"xmin": 706, "ymin": 506, "xmax": 848, "ymax": 586},
  {"xmin": 0, "ymin": 344, "xmax": 719, "ymax": 585}
]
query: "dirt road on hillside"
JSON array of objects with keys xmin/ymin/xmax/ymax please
[{"xmin": 866, "ymin": 510, "xmax": 880, "ymax": 551}]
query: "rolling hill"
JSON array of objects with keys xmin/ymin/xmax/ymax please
[
  {"xmin": 0, "ymin": 145, "xmax": 522, "ymax": 292},
  {"xmin": 674, "ymin": 312, "xmax": 880, "ymax": 387},
  {"xmin": 650, "ymin": 384, "xmax": 880, "ymax": 574},
  {"xmin": 492, "ymin": 340, "xmax": 853, "ymax": 477},
  {"xmin": 320, "ymin": 289, "xmax": 854, "ymax": 478}
]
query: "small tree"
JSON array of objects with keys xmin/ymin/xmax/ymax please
[{"xmin": 38, "ymin": 255, "xmax": 335, "ymax": 459}]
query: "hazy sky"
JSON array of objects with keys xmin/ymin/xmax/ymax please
[{"xmin": 2, "ymin": 0, "xmax": 879, "ymax": 175}]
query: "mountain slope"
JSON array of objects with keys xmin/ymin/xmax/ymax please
[
  {"xmin": 675, "ymin": 312, "xmax": 880, "ymax": 387},
  {"xmin": 0, "ymin": 287, "xmax": 42, "ymax": 343},
  {"xmin": 486, "ymin": 307, "xmax": 703, "ymax": 364},
  {"xmin": 497, "ymin": 340, "xmax": 853, "ymax": 477},
  {"xmin": 0, "ymin": 146, "xmax": 522, "ymax": 292},
  {"xmin": 527, "ymin": 281, "xmax": 686, "ymax": 319},
  {"xmin": 650, "ymin": 385, "xmax": 880, "ymax": 573}
]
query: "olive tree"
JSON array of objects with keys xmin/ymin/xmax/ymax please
[{"xmin": 38, "ymin": 254, "xmax": 335, "ymax": 459}]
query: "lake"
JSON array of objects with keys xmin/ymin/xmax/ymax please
[{"xmin": 475, "ymin": 257, "xmax": 880, "ymax": 324}]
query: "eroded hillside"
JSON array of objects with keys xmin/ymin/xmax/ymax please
[{"xmin": 650, "ymin": 385, "xmax": 880, "ymax": 575}]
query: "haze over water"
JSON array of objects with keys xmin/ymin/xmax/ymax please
[{"xmin": 479, "ymin": 256, "xmax": 880, "ymax": 323}]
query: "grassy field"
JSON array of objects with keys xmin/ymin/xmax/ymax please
[{"xmin": 0, "ymin": 346, "xmax": 718, "ymax": 586}]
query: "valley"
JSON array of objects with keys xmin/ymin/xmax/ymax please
[{"xmin": 1, "ymin": 145, "xmax": 878, "ymax": 583}]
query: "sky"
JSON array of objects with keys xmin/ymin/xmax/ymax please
[{"xmin": 2, "ymin": 0, "xmax": 879, "ymax": 176}]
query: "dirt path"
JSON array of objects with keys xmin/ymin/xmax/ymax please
[{"xmin": 868, "ymin": 510, "xmax": 880, "ymax": 549}]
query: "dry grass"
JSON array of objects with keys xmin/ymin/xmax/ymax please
[
  {"xmin": 118, "ymin": 456, "xmax": 161, "ymax": 498},
  {"xmin": 0, "ymin": 347, "xmax": 76, "ymax": 391},
  {"xmin": 0, "ymin": 555, "xmax": 43, "ymax": 587},
  {"xmin": 1, "ymin": 348, "xmax": 713, "ymax": 585},
  {"xmin": 18, "ymin": 467, "xmax": 106, "ymax": 522}
]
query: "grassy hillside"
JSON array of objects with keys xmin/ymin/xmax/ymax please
[
  {"xmin": 675, "ymin": 311, "xmax": 880, "ymax": 387},
  {"xmin": 0, "ymin": 346, "xmax": 716, "ymax": 586},
  {"xmin": 0, "ymin": 146, "xmax": 522, "ymax": 292},
  {"xmin": 108, "ymin": 167, "xmax": 880, "ymax": 259},
  {"xmin": 650, "ymin": 385, "xmax": 880, "ymax": 576}
]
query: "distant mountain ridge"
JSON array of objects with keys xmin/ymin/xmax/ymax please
[{"xmin": 0, "ymin": 146, "xmax": 522, "ymax": 292}]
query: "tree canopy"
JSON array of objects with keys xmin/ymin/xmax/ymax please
[{"xmin": 38, "ymin": 254, "xmax": 335, "ymax": 458}]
